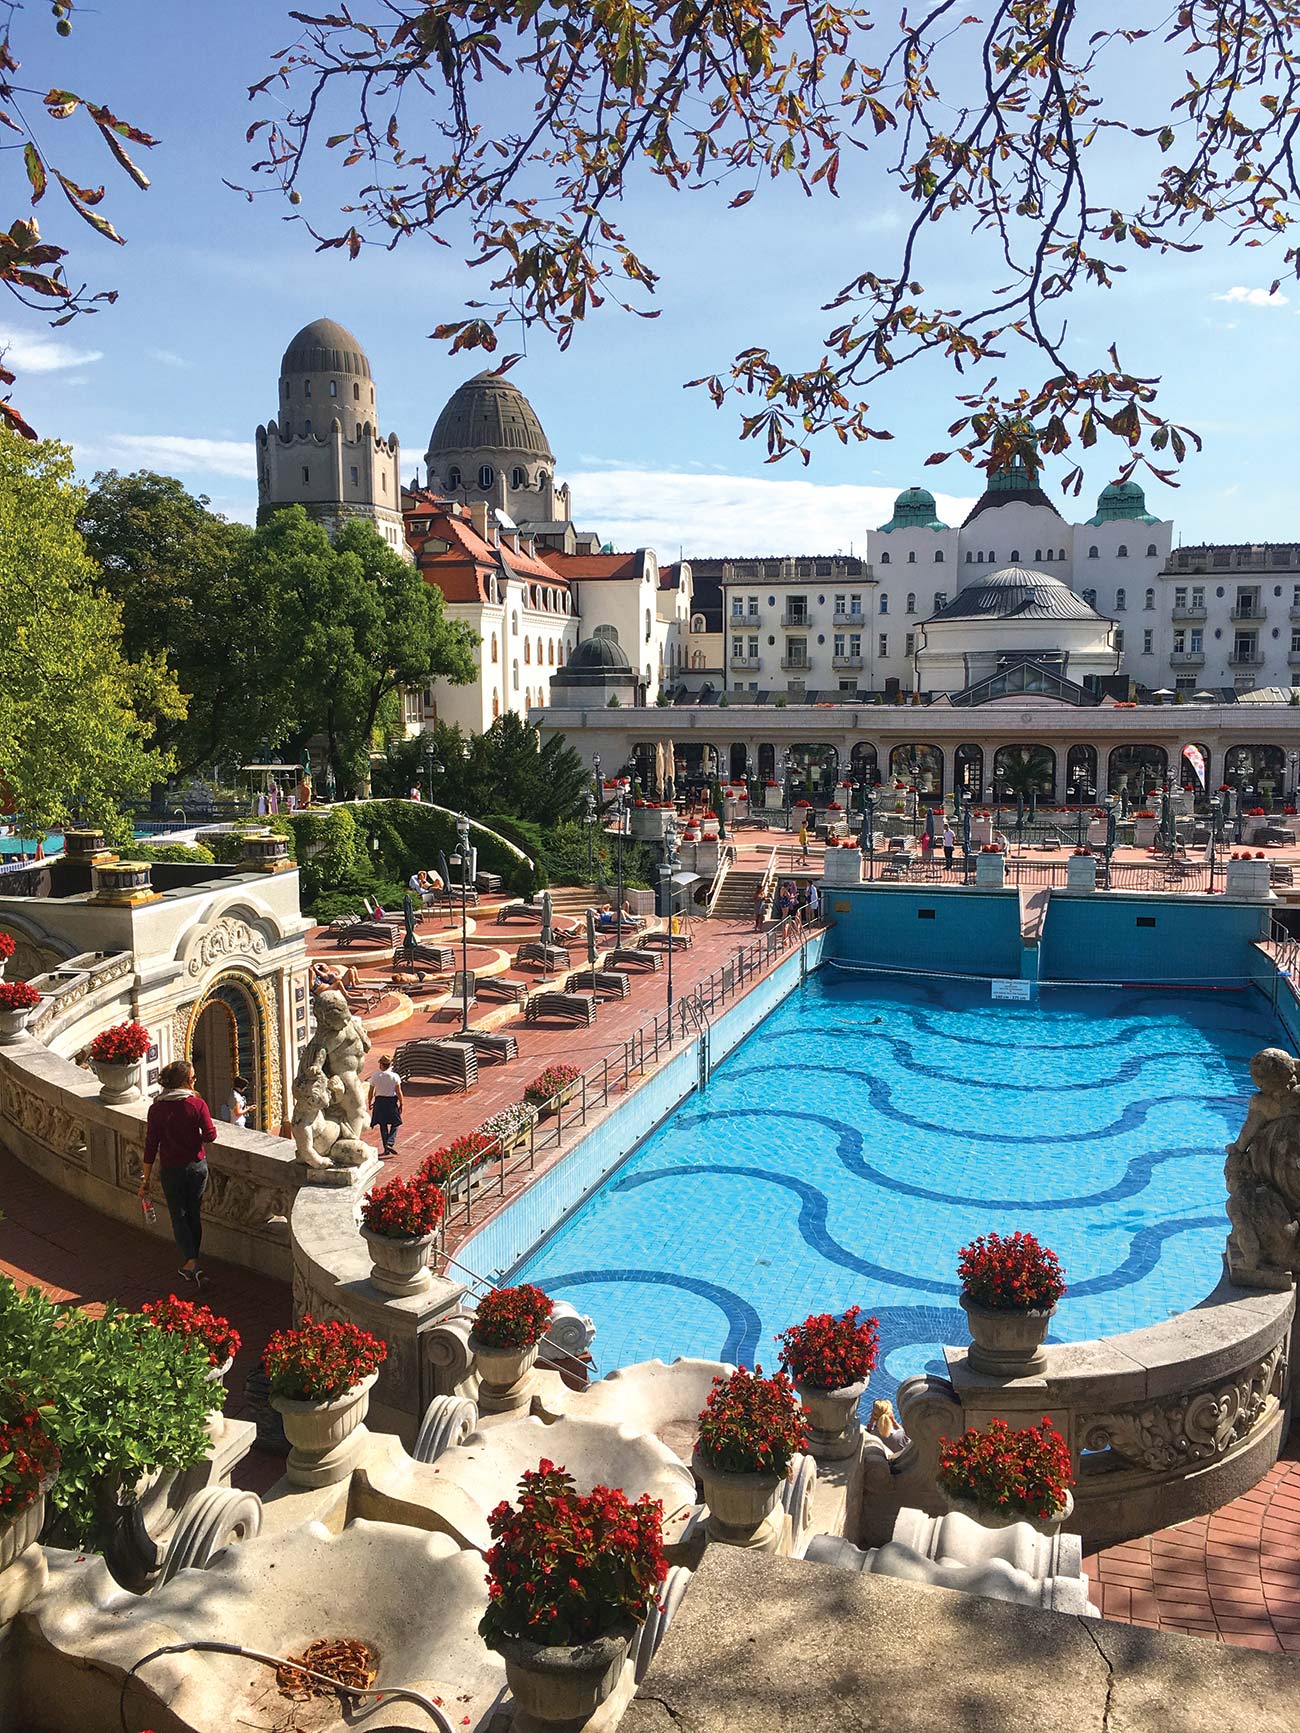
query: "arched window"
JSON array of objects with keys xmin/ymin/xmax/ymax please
[
  {"xmin": 1115, "ymin": 588, "xmax": 1126, "ymax": 610},
  {"xmin": 490, "ymin": 633, "xmax": 498, "ymax": 663},
  {"xmin": 1145, "ymin": 587, "xmax": 1155, "ymax": 609},
  {"xmin": 548, "ymin": 639, "xmax": 555, "ymax": 664},
  {"xmin": 512, "ymin": 466, "xmax": 526, "ymax": 489},
  {"xmin": 353, "ymin": 382, "xmax": 360, "ymax": 401},
  {"xmin": 965, "ymin": 551, "xmax": 973, "ymax": 563},
  {"xmin": 1147, "ymin": 542, "xmax": 1158, "ymax": 557},
  {"xmin": 447, "ymin": 466, "xmax": 461, "ymax": 490},
  {"xmin": 1117, "ymin": 543, "xmax": 1128, "ymax": 558},
  {"xmin": 1083, "ymin": 588, "xmax": 1097, "ymax": 607},
  {"xmin": 1088, "ymin": 545, "xmax": 1099, "ymax": 558},
  {"xmin": 1010, "ymin": 549, "xmax": 1020, "ymax": 562},
  {"xmin": 524, "ymin": 639, "xmax": 531, "ymax": 664},
  {"xmin": 329, "ymin": 380, "xmax": 337, "ymax": 397},
  {"xmin": 906, "ymin": 592, "xmax": 916, "ymax": 614},
  {"xmin": 511, "ymin": 610, "xmax": 519, "ymax": 634},
  {"xmin": 536, "ymin": 636, "xmax": 543, "ymax": 663},
  {"xmin": 879, "ymin": 594, "xmax": 889, "ymax": 615},
  {"xmin": 304, "ymin": 379, "xmax": 312, "ymax": 397},
  {"xmin": 880, "ymin": 551, "xmax": 891, "ymax": 564},
  {"xmin": 934, "ymin": 550, "xmax": 944, "ymax": 563},
  {"xmin": 1035, "ymin": 549, "xmax": 1042, "ymax": 562},
  {"xmin": 479, "ymin": 463, "xmax": 495, "ymax": 489},
  {"xmin": 304, "ymin": 418, "xmax": 312, "ymax": 434},
  {"xmin": 691, "ymin": 613, "xmax": 706, "ymax": 633},
  {"xmin": 645, "ymin": 607, "xmax": 652, "ymax": 642},
  {"xmin": 907, "ymin": 550, "xmax": 917, "ymax": 564},
  {"xmin": 512, "ymin": 659, "xmax": 519, "ymax": 690}
]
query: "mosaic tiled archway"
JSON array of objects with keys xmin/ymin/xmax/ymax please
[{"xmin": 183, "ymin": 968, "xmax": 276, "ymax": 1132}]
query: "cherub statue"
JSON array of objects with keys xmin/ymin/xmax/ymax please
[
  {"xmin": 291, "ymin": 988, "xmax": 371, "ymax": 1170},
  {"xmin": 309, "ymin": 987, "xmax": 370, "ymax": 1134},
  {"xmin": 1224, "ymin": 1047, "xmax": 1300, "ymax": 1288},
  {"xmin": 1225, "ymin": 1048, "xmax": 1300, "ymax": 1161}
]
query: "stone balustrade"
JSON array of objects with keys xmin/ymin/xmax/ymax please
[{"xmin": 25, "ymin": 951, "xmax": 135, "ymax": 1050}]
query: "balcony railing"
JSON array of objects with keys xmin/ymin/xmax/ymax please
[
  {"xmin": 1229, "ymin": 603, "xmax": 1266, "ymax": 622},
  {"xmin": 832, "ymin": 654, "xmax": 864, "ymax": 670},
  {"xmin": 780, "ymin": 612, "xmax": 811, "ymax": 628},
  {"xmin": 729, "ymin": 612, "xmax": 763, "ymax": 627},
  {"xmin": 1228, "ymin": 648, "xmax": 1265, "ymax": 667},
  {"xmin": 780, "ymin": 656, "xmax": 811, "ymax": 671},
  {"xmin": 1288, "ymin": 651, "xmax": 1300, "ymax": 667},
  {"xmin": 1289, "ymin": 605, "xmax": 1300, "ymax": 623},
  {"xmin": 1169, "ymin": 650, "xmax": 1205, "ymax": 666},
  {"xmin": 832, "ymin": 610, "xmax": 866, "ymax": 625},
  {"xmin": 728, "ymin": 654, "xmax": 761, "ymax": 669},
  {"xmin": 1171, "ymin": 605, "xmax": 1207, "ymax": 622}
]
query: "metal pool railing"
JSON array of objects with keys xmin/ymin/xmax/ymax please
[{"xmin": 439, "ymin": 911, "xmax": 824, "ymax": 1233}]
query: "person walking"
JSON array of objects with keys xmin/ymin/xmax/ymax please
[
  {"xmin": 797, "ymin": 819, "xmax": 810, "ymax": 864},
  {"xmin": 138, "ymin": 1060, "xmax": 216, "ymax": 1284},
  {"xmin": 753, "ymin": 883, "xmax": 767, "ymax": 929},
  {"xmin": 225, "ymin": 1075, "xmax": 251, "ymax": 1128},
  {"xmin": 367, "ymin": 1055, "xmax": 405, "ymax": 1159},
  {"xmin": 942, "ymin": 823, "xmax": 956, "ymax": 869},
  {"xmin": 805, "ymin": 881, "xmax": 820, "ymax": 926}
]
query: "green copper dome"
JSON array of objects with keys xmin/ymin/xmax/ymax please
[
  {"xmin": 877, "ymin": 485, "xmax": 948, "ymax": 533},
  {"xmin": 1086, "ymin": 480, "xmax": 1159, "ymax": 526}
]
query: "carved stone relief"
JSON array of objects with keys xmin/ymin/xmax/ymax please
[
  {"xmin": 2, "ymin": 1077, "xmax": 86, "ymax": 1160},
  {"xmin": 1083, "ymin": 1339, "xmax": 1288, "ymax": 1472},
  {"xmin": 186, "ymin": 918, "xmax": 268, "ymax": 978}
]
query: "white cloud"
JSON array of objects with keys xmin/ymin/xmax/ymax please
[
  {"xmin": 147, "ymin": 347, "xmax": 192, "ymax": 369},
  {"xmin": 0, "ymin": 327, "xmax": 103, "ymax": 373},
  {"xmin": 1212, "ymin": 285, "xmax": 1288, "ymax": 308},
  {"xmin": 565, "ymin": 467, "xmax": 977, "ymax": 558},
  {"xmin": 80, "ymin": 433, "xmax": 256, "ymax": 480}
]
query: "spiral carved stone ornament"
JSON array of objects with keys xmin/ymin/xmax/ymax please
[{"xmin": 1082, "ymin": 1340, "xmax": 1287, "ymax": 1473}]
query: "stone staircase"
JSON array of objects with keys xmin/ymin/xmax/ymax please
[{"xmin": 710, "ymin": 868, "xmax": 768, "ymax": 923}]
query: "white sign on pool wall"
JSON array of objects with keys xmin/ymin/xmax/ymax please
[{"xmin": 991, "ymin": 978, "xmax": 1032, "ymax": 1002}]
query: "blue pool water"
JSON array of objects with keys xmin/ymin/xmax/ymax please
[{"xmin": 511, "ymin": 969, "xmax": 1282, "ymax": 1399}]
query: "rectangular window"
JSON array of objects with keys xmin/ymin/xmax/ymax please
[
  {"xmin": 1290, "ymin": 630, "xmax": 1300, "ymax": 654},
  {"xmin": 301, "ymin": 465, "xmax": 310, "ymax": 484},
  {"xmin": 349, "ymin": 465, "xmax": 359, "ymax": 485},
  {"xmin": 787, "ymin": 637, "xmax": 807, "ymax": 666},
  {"xmin": 1294, "ymin": 584, "xmax": 1300, "ymax": 607},
  {"xmin": 1191, "ymin": 586, "xmax": 1205, "ymax": 608},
  {"xmin": 834, "ymin": 633, "xmax": 846, "ymax": 656},
  {"xmin": 879, "ymin": 634, "xmax": 888, "ymax": 658},
  {"xmin": 838, "ymin": 679, "xmax": 856, "ymax": 693},
  {"xmin": 849, "ymin": 592, "xmax": 862, "ymax": 616},
  {"xmin": 1190, "ymin": 628, "xmax": 1203, "ymax": 652},
  {"xmin": 731, "ymin": 599, "xmax": 744, "ymax": 618},
  {"xmin": 732, "ymin": 637, "xmax": 744, "ymax": 659},
  {"xmin": 1174, "ymin": 586, "xmax": 1187, "ymax": 608},
  {"xmin": 748, "ymin": 636, "xmax": 758, "ymax": 658},
  {"xmin": 1173, "ymin": 630, "xmax": 1185, "ymax": 653},
  {"xmin": 933, "ymin": 592, "xmax": 946, "ymax": 610},
  {"xmin": 905, "ymin": 632, "xmax": 915, "ymax": 656},
  {"xmin": 849, "ymin": 632, "xmax": 861, "ymax": 656},
  {"xmin": 747, "ymin": 595, "xmax": 759, "ymax": 617},
  {"xmin": 1142, "ymin": 628, "xmax": 1152, "ymax": 652},
  {"xmin": 1175, "ymin": 676, "xmax": 1195, "ymax": 691},
  {"xmin": 834, "ymin": 594, "xmax": 846, "ymax": 614},
  {"xmin": 787, "ymin": 595, "xmax": 808, "ymax": 623}
]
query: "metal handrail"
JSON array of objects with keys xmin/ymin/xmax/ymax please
[{"xmin": 705, "ymin": 843, "xmax": 738, "ymax": 918}]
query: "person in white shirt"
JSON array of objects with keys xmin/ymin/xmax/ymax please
[
  {"xmin": 942, "ymin": 825, "xmax": 956, "ymax": 869},
  {"xmin": 226, "ymin": 1076, "xmax": 250, "ymax": 1129},
  {"xmin": 367, "ymin": 1055, "xmax": 405, "ymax": 1158}
]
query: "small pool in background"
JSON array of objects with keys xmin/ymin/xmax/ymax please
[{"xmin": 511, "ymin": 970, "xmax": 1280, "ymax": 1400}]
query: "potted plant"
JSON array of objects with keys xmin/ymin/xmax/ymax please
[
  {"xmin": 777, "ymin": 1306, "xmax": 879, "ymax": 1460},
  {"xmin": 958, "ymin": 1231, "xmax": 1066, "ymax": 1376},
  {"xmin": 263, "ymin": 1316, "xmax": 387, "ymax": 1488},
  {"xmin": 938, "ymin": 1416, "xmax": 1074, "ymax": 1534},
  {"xmin": 359, "ymin": 1172, "xmax": 445, "ymax": 1296},
  {"xmin": 87, "ymin": 1020, "xmax": 150, "ymax": 1103},
  {"xmin": 468, "ymin": 1283, "xmax": 553, "ymax": 1413},
  {"xmin": 0, "ymin": 1382, "xmax": 58, "ymax": 1577},
  {"xmin": 0, "ymin": 979, "xmax": 41, "ymax": 1042},
  {"xmin": 140, "ymin": 1293, "xmax": 242, "ymax": 1439},
  {"xmin": 417, "ymin": 1133, "xmax": 497, "ymax": 1196},
  {"xmin": 693, "ymin": 1367, "xmax": 807, "ymax": 1547},
  {"xmin": 524, "ymin": 1062, "xmax": 582, "ymax": 1114},
  {"xmin": 0, "ymin": 930, "xmax": 14, "ymax": 982},
  {"xmin": 480, "ymin": 1460, "xmax": 667, "ymax": 1725},
  {"xmin": 478, "ymin": 1101, "xmax": 539, "ymax": 1156}
]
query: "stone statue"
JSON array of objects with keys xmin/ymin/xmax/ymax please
[
  {"xmin": 1224, "ymin": 1046, "xmax": 1300, "ymax": 1289},
  {"xmin": 292, "ymin": 987, "xmax": 370, "ymax": 1170}
]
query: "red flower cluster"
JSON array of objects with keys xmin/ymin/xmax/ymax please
[
  {"xmin": 88, "ymin": 1019, "xmax": 150, "ymax": 1064},
  {"xmin": 417, "ymin": 1133, "xmax": 497, "ymax": 1190},
  {"xmin": 938, "ymin": 1416, "xmax": 1072, "ymax": 1520},
  {"xmin": 473, "ymin": 1284, "xmax": 554, "ymax": 1351},
  {"xmin": 959, "ymin": 1232, "xmax": 1066, "ymax": 1312},
  {"xmin": 979, "ymin": 844, "xmax": 1004, "ymax": 855},
  {"xmin": 1248, "ymin": 806, "xmax": 1267, "ymax": 817},
  {"xmin": 0, "ymin": 980, "xmax": 41, "ymax": 1009},
  {"xmin": 140, "ymin": 1294, "xmax": 242, "ymax": 1367},
  {"xmin": 0, "ymin": 1383, "xmax": 58, "ymax": 1517},
  {"xmin": 0, "ymin": 932, "xmax": 16, "ymax": 961},
  {"xmin": 1072, "ymin": 847, "xmax": 1092, "ymax": 859},
  {"xmin": 778, "ymin": 1306, "xmax": 880, "ymax": 1391},
  {"xmin": 696, "ymin": 1367, "xmax": 807, "ymax": 1476},
  {"xmin": 479, "ymin": 1460, "xmax": 667, "ymax": 1647},
  {"xmin": 263, "ymin": 1315, "xmax": 387, "ymax": 1402},
  {"xmin": 524, "ymin": 1063, "xmax": 581, "ymax": 1107},
  {"xmin": 361, "ymin": 1172, "xmax": 445, "ymax": 1240}
]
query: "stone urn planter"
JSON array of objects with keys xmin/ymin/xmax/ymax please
[
  {"xmin": 0, "ymin": 1488, "xmax": 47, "ymax": 1576},
  {"xmin": 1133, "ymin": 816, "xmax": 1158, "ymax": 848},
  {"xmin": 469, "ymin": 1335, "xmax": 540, "ymax": 1415},
  {"xmin": 822, "ymin": 847, "xmax": 864, "ymax": 887},
  {"xmin": 270, "ymin": 1373, "xmax": 377, "ymax": 1488},
  {"xmin": 0, "ymin": 1004, "xmax": 36, "ymax": 1042},
  {"xmin": 203, "ymin": 1355, "xmax": 234, "ymax": 1445},
  {"xmin": 496, "ymin": 1625, "xmax": 633, "ymax": 1728},
  {"xmin": 692, "ymin": 1449, "xmax": 784, "ymax": 1549},
  {"xmin": 975, "ymin": 852, "xmax": 1006, "ymax": 889},
  {"xmin": 960, "ymin": 1295, "xmax": 1053, "ymax": 1377},
  {"xmin": 945, "ymin": 1488, "xmax": 1074, "ymax": 1538},
  {"xmin": 91, "ymin": 1058, "xmax": 141, "ymax": 1104},
  {"xmin": 0, "ymin": 1486, "xmax": 50, "ymax": 1621},
  {"xmin": 361, "ymin": 1225, "xmax": 434, "ymax": 1298},
  {"xmin": 794, "ymin": 1380, "xmax": 868, "ymax": 1462}
]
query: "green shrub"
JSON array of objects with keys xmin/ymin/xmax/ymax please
[
  {"xmin": 129, "ymin": 841, "xmax": 216, "ymax": 865},
  {"xmin": 0, "ymin": 1277, "xmax": 216, "ymax": 1549}
]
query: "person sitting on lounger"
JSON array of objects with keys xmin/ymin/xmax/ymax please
[{"xmin": 311, "ymin": 960, "xmax": 361, "ymax": 993}]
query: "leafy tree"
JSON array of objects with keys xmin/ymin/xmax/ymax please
[
  {"xmin": 0, "ymin": 430, "xmax": 181, "ymax": 831},
  {"xmin": 249, "ymin": 2, "xmax": 1300, "ymax": 488},
  {"xmin": 995, "ymin": 747, "xmax": 1056, "ymax": 801},
  {"xmin": 75, "ymin": 470, "xmax": 292, "ymax": 778},
  {"xmin": 1, "ymin": 4, "xmax": 157, "ymax": 436},
  {"xmin": 371, "ymin": 713, "xmax": 590, "ymax": 824}
]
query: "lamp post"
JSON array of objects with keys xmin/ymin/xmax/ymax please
[
  {"xmin": 592, "ymin": 752, "xmax": 603, "ymax": 806},
  {"xmin": 1290, "ymin": 751, "xmax": 1299, "ymax": 806},
  {"xmin": 422, "ymin": 740, "xmax": 442, "ymax": 804},
  {"xmin": 780, "ymin": 749, "xmax": 792, "ymax": 832},
  {"xmin": 908, "ymin": 758, "xmax": 920, "ymax": 838},
  {"xmin": 613, "ymin": 783, "xmax": 628, "ymax": 947},
  {"xmin": 1209, "ymin": 794, "xmax": 1222, "ymax": 888},
  {"xmin": 453, "ymin": 813, "xmax": 471, "ymax": 1035},
  {"xmin": 660, "ymin": 814, "xmax": 679, "ymax": 1034},
  {"xmin": 583, "ymin": 791, "xmax": 597, "ymax": 881},
  {"xmin": 1073, "ymin": 768, "xmax": 1086, "ymax": 850},
  {"xmin": 858, "ymin": 781, "xmax": 877, "ymax": 879}
]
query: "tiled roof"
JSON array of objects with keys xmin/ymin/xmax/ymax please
[{"xmin": 543, "ymin": 551, "xmax": 645, "ymax": 580}]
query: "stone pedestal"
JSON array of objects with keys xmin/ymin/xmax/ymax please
[
  {"xmin": 1066, "ymin": 855, "xmax": 1097, "ymax": 892},
  {"xmin": 1226, "ymin": 858, "xmax": 1274, "ymax": 900},
  {"xmin": 976, "ymin": 853, "xmax": 1006, "ymax": 889},
  {"xmin": 89, "ymin": 860, "xmax": 159, "ymax": 907},
  {"xmin": 822, "ymin": 848, "xmax": 864, "ymax": 887},
  {"xmin": 241, "ymin": 831, "xmax": 292, "ymax": 872},
  {"xmin": 763, "ymin": 786, "xmax": 784, "ymax": 811},
  {"xmin": 1133, "ymin": 817, "xmax": 1158, "ymax": 848}
]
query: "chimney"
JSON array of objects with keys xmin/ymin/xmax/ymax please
[{"xmin": 468, "ymin": 500, "xmax": 490, "ymax": 540}]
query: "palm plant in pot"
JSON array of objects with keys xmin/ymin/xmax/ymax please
[
  {"xmin": 360, "ymin": 1172, "xmax": 445, "ymax": 1296},
  {"xmin": 777, "ymin": 1306, "xmax": 879, "ymax": 1460},
  {"xmin": 0, "ymin": 1382, "xmax": 58, "ymax": 1580},
  {"xmin": 938, "ymin": 1415, "xmax": 1075, "ymax": 1534},
  {"xmin": 0, "ymin": 979, "xmax": 41, "ymax": 1042},
  {"xmin": 958, "ymin": 1231, "xmax": 1065, "ymax": 1377},
  {"xmin": 480, "ymin": 1459, "xmax": 667, "ymax": 1727},
  {"xmin": 693, "ymin": 1367, "xmax": 807, "ymax": 1548},
  {"xmin": 87, "ymin": 1019, "xmax": 150, "ymax": 1103},
  {"xmin": 468, "ymin": 1284, "xmax": 553, "ymax": 1414},
  {"xmin": 263, "ymin": 1316, "xmax": 387, "ymax": 1488}
]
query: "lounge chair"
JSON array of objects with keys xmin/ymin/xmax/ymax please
[
  {"xmin": 517, "ymin": 941, "xmax": 570, "ymax": 972},
  {"xmin": 565, "ymin": 968, "xmax": 632, "ymax": 1000},
  {"xmin": 461, "ymin": 1030, "xmax": 519, "ymax": 1063},
  {"xmin": 609, "ymin": 946, "xmax": 662, "ymax": 972},
  {"xmin": 393, "ymin": 941, "xmax": 456, "ymax": 979},
  {"xmin": 496, "ymin": 900, "xmax": 542, "ymax": 924},
  {"xmin": 391, "ymin": 1038, "xmax": 478, "ymax": 1091},
  {"xmin": 475, "ymin": 871, "xmax": 505, "ymax": 893},
  {"xmin": 443, "ymin": 882, "xmax": 480, "ymax": 907},
  {"xmin": 525, "ymin": 991, "xmax": 597, "ymax": 1027},
  {"xmin": 326, "ymin": 916, "xmax": 399, "ymax": 947},
  {"xmin": 472, "ymin": 973, "xmax": 532, "ymax": 1007},
  {"xmin": 642, "ymin": 928, "xmax": 692, "ymax": 951}
]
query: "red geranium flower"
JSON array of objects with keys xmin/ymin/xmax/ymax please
[{"xmin": 959, "ymin": 1231, "xmax": 1066, "ymax": 1312}]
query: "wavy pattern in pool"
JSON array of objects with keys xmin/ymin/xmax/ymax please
[{"xmin": 511, "ymin": 972, "xmax": 1280, "ymax": 1402}]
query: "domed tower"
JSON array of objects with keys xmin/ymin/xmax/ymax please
[
  {"xmin": 255, "ymin": 317, "xmax": 408, "ymax": 555},
  {"xmin": 876, "ymin": 486, "xmax": 948, "ymax": 532},
  {"xmin": 1086, "ymin": 480, "xmax": 1159, "ymax": 526},
  {"xmin": 426, "ymin": 370, "xmax": 569, "ymax": 529}
]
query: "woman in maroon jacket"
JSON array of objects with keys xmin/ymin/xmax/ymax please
[{"xmin": 138, "ymin": 1060, "xmax": 217, "ymax": 1283}]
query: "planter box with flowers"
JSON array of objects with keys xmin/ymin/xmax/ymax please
[
  {"xmin": 970, "ymin": 813, "xmax": 993, "ymax": 846},
  {"xmin": 939, "ymin": 1415, "xmax": 1074, "ymax": 1535},
  {"xmin": 141, "ymin": 1294, "xmax": 241, "ymax": 1442},
  {"xmin": 778, "ymin": 1306, "xmax": 878, "ymax": 1460},
  {"xmin": 360, "ymin": 1173, "xmax": 444, "ymax": 1297},
  {"xmin": 0, "ymin": 979, "xmax": 42, "ymax": 1043},
  {"xmin": 478, "ymin": 1101, "xmax": 539, "ymax": 1158},
  {"xmin": 1226, "ymin": 852, "xmax": 1274, "ymax": 901},
  {"xmin": 958, "ymin": 1231, "xmax": 1065, "ymax": 1378},
  {"xmin": 630, "ymin": 804, "xmax": 672, "ymax": 841},
  {"xmin": 975, "ymin": 847, "xmax": 1006, "ymax": 889},
  {"xmin": 0, "ymin": 1383, "xmax": 58, "ymax": 1619},
  {"xmin": 469, "ymin": 1283, "xmax": 553, "ymax": 1413},
  {"xmin": 417, "ymin": 1132, "xmax": 498, "ymax": 1202},
  {"xmin": 693, "ymin": 1367, "xmax": 807, "ymax": 1550},
  {"xmin": 88, "ymin": 1019, "xmax": 150, "ymax": 1104},
  {"xmin": 264, "ymin": 1316, "xmax": 387, "ymax": 1487},
  {"xmin": 1065, "ymin": 849, "xmax": 1097, "ymax": 892},
  {"xmin": 524, "ymin": 1063, "xmax": 582, "ymax": 1116},
  {"xmin": 480, "ymin": 1461, "xmax": 667, "ymax": 1726},
  {"xmin": 1133, "ymin": 813, "xmax": 1158, "ymax": 848},
  {"xmin": 821, "ymin": 841, "xmax": 863, "ymax": 886}
]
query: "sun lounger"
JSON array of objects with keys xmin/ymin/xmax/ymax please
[
  {"xmin": 472, "ymin": 974, "xmax": 532, "ymax": 1007},
  {"xmin": 392, "ymin": 1038, "xmax": 478, "ymax": 1091},
  {"xmin": 326, "ymin": 917, "xmax": 401, "ymax": 947},
  {"xmin": 462, "ymin": 1030, "xmax": 519, "ymax": 1063},
  {"xmin": 642, "ymin": 928, "xmax": 692, "ymax": 951},
  {"xmin": 525, "ymin": 991, "xmax": 597, "ymax": 1027},
  {"xmin": 496, "ymin": 900, "xmax": 542, "ymax": 924},
  {"xmin": 475, "ymin": 871, "xmax": 504, "ymax": 893},
  {"xmin": 393, "ymin": 941, "xmax": 456, "ymax": 979},
  {"xmin": 609, "ymin": 947, "xmax": 662, "ymax": 972},
  {"xmin": 565, "ymin": 968, "xmax": 631, "ymax": 1000},
  {"xmin": 516, "ymin": 941, "xmax": 570, "ymax": 972}
]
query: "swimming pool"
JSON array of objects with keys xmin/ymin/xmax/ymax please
[{"xmin": 510, "ymin": 969, "xmax": 1279, "ymax": 1400}]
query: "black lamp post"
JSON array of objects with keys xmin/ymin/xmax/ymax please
[
  {"xmin": 453, "ymin": 813, "xmax": 471, "ymax": 1035},
  {"xmin": 908, "ymin": 759, "xmax": 920, "ymax": 837},
  {"xmin": 593, "ymin": 752, "xmax": 603, "ymax": 806},
  {"xmin": 781, "ymin": 750, "xmax": 792, "ymax": 832},
  {"xmin": 858, "ymin": 781, "xmax": 877, "ymax": 879},
  {"xmin": 1073, "ymin": 770, "xmax": 1086, "ymax": 850},
  {"xmin": 583, "ymin": 791, "xmax": 597, "ymax": 880},
  {"xmin": 422, "ymin": 740, "xmax": 442, "ymax": 804},
  {"xmin": 661, "ymin": 814, "xmax": 679, "ymax": 1033},
  {"xmin": 613, "ymin": 784, "xmax": 628, "ymax": 947}
]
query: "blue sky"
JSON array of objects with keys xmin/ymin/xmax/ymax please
[{"xmin": 4, "ymin": 1, "xmax": 1297, "ymax": 555}]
